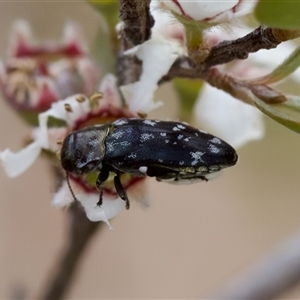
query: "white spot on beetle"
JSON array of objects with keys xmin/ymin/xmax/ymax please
[
  {"xmin": 184, "ymin": 137, "xmax": 191, "ymax": 142},
  {"xmin": 120, "ymin": 141, "xmax": 131, "ymax": 147},
  {"xmin": 190, "ymin": 151, "xmax": 204, "ymax": 166},
  {"xmin": 194, "ymin": 132, "xmax": 199, "ymax": 137},
  {"xmin": 158, "ymin": 159, "xmax": 163, "ymax": 163},
  {"xmin": 177, "ymin": 124, "xmax": 186, "ymax": 129},
  {"xmin": 211, "ymin": 137, "xmax": 222, "ymax": 144},
  {"xmin": 111, "ymin": 130, "xmax": 124, "ymax": 139},
  {"xmin": 143, "ymin": 120, "xmax": 157, "ymax": 126},
  {"xmin": 173, "ymin": 142, "xmax": 177, "ymax": 145},
  {"xmin": 106, "ymin": 141, "xmax": 115, "ymax": 153},
  {"xmin": 165, "ymin": 140, "xmax": 169, "ymax": 144},
  {"xmin": 172, "ymin": 126, "xmax": 180, "ymax": 131},
  {"xmin": 140, "ymin": 133, "xmax": 154, "ymax": 142},
  {"xmin": 179, "ymin": 161, "xmax": 185, "ymax": 165},
  {"xmin": 88, "ymin": 138, "xmax": 99, "ymax": 147},
  {"xmin": 208, "ymin": 144, "xmax": 220, "ymax": 153},
  {"xmin": 128, "ymin": 152, "xmax": 137, "ymax": 159},
  {"xmin": 160, "ymin": 132, "xmax": 167, "ymax": 137},
  {"xmin": 139, "ymin": 166, "xmax": 148, "ymax": 174},
  {"xmin": 177, "ymin": 134, "xmax": 184, "ymax": 140}
]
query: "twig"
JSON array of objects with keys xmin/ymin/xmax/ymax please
[
  {"xmin": 39, "ymin": 202, "xmax": 103, "ymax": 300},
  {"xmin": 119, "ymin": 0, "xmax": 154, "ymax": 50},
  {"xmin": 210, "ymin": 229, "xmax": 300, "ymax": 299},
  {"xmin": 202, "ymin": 26, "xmax": 299, "ymax": 69},
  {"xmin": 116, "ymin": 0, "xmax": 153, "ymax": 86},
  {"xmin": 161, "ymin": 27, "xmax": 300, "ymax": 83}
]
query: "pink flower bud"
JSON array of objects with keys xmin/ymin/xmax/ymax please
[{"xmin": 0, "ymin": 20, "xmax": 99, "ymax": 125}]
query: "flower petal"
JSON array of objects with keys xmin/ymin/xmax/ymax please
[
  {"xmin": 156, "ymin": 0, "xmax": 257, "ymax": 23},
  {"xmin": 52, "ymin": 181, "xmax": 74, "ymax": 208},
  {"xmin": 77, "ymin": 193, "xmax": 125, "ymax": 228},
  {"xmin": 98, "ymin": 74, "xmax": 123, "ymax": 107},
  {"xmin": 52, "ymin": 179, "xmax": 126, "ymax": 227},
  {"xmin": 8, "ymin": 20, "xmax": 33, "ymax": 57},
  {"xmin": 127, "ymin": 179, "xmax": 150, "ymax": 208},
  {"xmin": 38, "ymin": 93, "xmax": 90, "ymax": 130},
  {"xmin": 150, "ymin": 2, "xmax": 186, "ymax": 47},
  {"xmin": 0, "ymin": 140, "xmax": 42, "ymax": 177},
  {"xmin": 62, "ymin": 21, "xmax": 87, "ymax": 55},
  {"xmin": 121, "ymin": 38, "xmax": 184, "ymax": 113},
  {"xmin": 194, "ymin": 85, "xmax": 265, "ymax": 148}
]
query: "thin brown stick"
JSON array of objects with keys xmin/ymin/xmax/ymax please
[
  {"xmin": 202, "ymin": 27, "xmax": 300, "ymax": 69},
  {"xmin": 39, "ymin": 202, "xmax": 103, "ymax": 300},
  {"xmin": 161, "ymin": 27, "xmax": 300, "ymax": 83},
  {"xmin": 119, "ymin": 0, "xmax": 154, "ymax": 50},
  {"xmin": 117, "ymin": 0, "xmax": 153, "ymax": 86}
]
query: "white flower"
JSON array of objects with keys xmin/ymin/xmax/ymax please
[
  {"xmin": 145, "ymin": 6, "xmax": 265, "ymax": 148},
  {"xmin": 0, "ymin": 20, "xmax": 99, "ymax": 118},
  {"xmin": 152, "ymin": 0, "xmax": 257, "ymax": 23},
  {"xmin": 194, "ymin": 85, "xmax": 264, "ymax": 148},
  {"xmin": 0, "ymin": 74, "xmax": 150, "ymax": 226},
  {"xmin": 52, "ymin": 180, "xmax": 125, "ymax": 230},
  {"xmin": 150, "ymin": 2, "xmax": 186, "ymax": 47},
  {"xmin": 120, "ymin": 2, "xmax": 187, "ymax": 115},
  {"xmin": 194, "ymin": 26, "xmax": 300, "ymax": 148},
  {"xmin": 121, "ymin": 37, "xmax": 186, "ymax": 114}
]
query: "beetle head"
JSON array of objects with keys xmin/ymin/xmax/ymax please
[{"xmin": 60, "ymin": 126, "xmax": 108, "ymax": 175}]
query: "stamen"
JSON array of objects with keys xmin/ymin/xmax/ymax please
[
  {"xmin": 137, "ymin": 111, "xmax": 147, "ymax": 119},
  {"xmin": 89, "ymin": 92, "xmax": 103, "ymax": 108},
  {"xmin": 76, "ymin": 94, "xmax": 86, "ymax": 103},
  {"xmin": 55, "ymin": 150, "xmax": 61, "ymax": 160},
  {"xmin": 89, "ymin": 92, "xmax": 103, "ymax": 103},
  {"xmin": 64, "ymin": 103, "xmax": 73, "ymax": 112}
]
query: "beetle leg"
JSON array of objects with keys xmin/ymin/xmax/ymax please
[
  {"xmin": 96, "ymin": 167, "xmax": 109, "ymax": 207},
  {"xmin": 114, "ymin": 174, "xmax": 130, "ymax": 210},
  {"xmin": 97, "ymin": 189, "xmax": 103, "ymax": 207}
]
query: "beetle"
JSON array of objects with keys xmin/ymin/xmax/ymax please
[{"xmin": 61, "ymin": 118, "xmax": 238, "ymax": 209}]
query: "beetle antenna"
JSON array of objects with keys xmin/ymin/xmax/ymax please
[{"xmin": 66, "ymin": 172, "xmax": 78, "ymax": 202}]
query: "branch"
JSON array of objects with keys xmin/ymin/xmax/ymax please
[
  {"xmin": 202, "ymin": 27, "xmax": 300, "ymax": 69},
  {"xmin": 38, "ymin": 202, "xmax": 103, "ymax": 300},
  {"xmin": 116, "ymin": 0, "xmax": 153, "ymax": 86},
  {"xmin": 161, "ymin": 27, "xmax": 300, "ymax": 82},
  {"xmin": 119, "ymin": 0, "xmax": 154, "ymax": 50},
  {"xmin": 210, "ymin": 229, "xmax": 300, "ymax": 299}
]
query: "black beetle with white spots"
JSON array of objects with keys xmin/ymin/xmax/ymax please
[{"xmin": 60, "ymin": 118, "xmax": 238, "ymax": 209}]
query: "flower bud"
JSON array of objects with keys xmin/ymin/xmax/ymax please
[{"xmin": 0, "ymin": 20, "xmax": 99, "ymax": 125}]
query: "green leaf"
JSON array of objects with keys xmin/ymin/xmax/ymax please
[
  {"xmin": 47, "ymin": 116, "xmax": 67, "ymax": 128},
  {"xmin": 255, "ymin": 0, "xmax": 300, "ymax": 29},
  {"xmin": 252, "ymin": 94, "xmax": 300, "ymax": 134},
  {"xmin": 173, "ymin": 78, "xmax": 203, "ymax": 122},
  {"xmin": 254, "ymin": 45, "xmax": 300, "ymax": 85}
]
